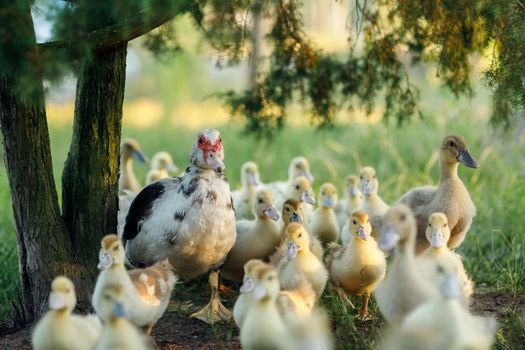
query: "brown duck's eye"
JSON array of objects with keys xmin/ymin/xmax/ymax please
[
  {"xmin": 198, "ymin": 138, "xmax": 203, "ymax": 144},
  {"xmin": 285, "ymin": 207, "xmax": 290, "ymax": 212},
  {"xmin": 219, "ymin": 137, "xmax": 222, "ymax": 142}
]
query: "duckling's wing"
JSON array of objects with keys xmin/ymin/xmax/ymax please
[{"xmin": 398, "ymin": 185, "xmax": 437, "ymax": 210}]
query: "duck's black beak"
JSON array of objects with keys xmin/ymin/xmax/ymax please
[{"xmin": 458, "ymin": 149, "xmax": 479, "ymax": 168}]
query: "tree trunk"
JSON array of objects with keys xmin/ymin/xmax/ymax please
[
  {"xmin": 0, "ymin": 1, "xmax": 92, "ymax": 323},
  {"xmin": 62, "ymin": 45, "xmax": 127, "ymax": 271}
]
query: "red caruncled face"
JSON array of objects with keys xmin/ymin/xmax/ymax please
[{"xmin": 198, "ymin": 134, "xmax": 222, "ymax": 159}]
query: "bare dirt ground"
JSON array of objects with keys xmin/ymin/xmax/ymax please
[{"xmin": 1, "ymin": 292, "xmax": 523, "ymax": 350}]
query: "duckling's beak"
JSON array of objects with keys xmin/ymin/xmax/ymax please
[
  {"xmin": 457, "ymin": 149, "xmax": 479, "ymax": 168},
  {"xmin": 300, "ymin": 191, "xmax": 316, "ymax": 205},
  {"xmin": 246, "ymin": 173, "xmax": 260, "ymax": 186},
  {"xmin": 378, "ymin": 226, "xmax": 400, "ymax": 252},
  {"xmin": 323, "ymin": 196, "xmax": 335, "ymax": 208},
  {"xmin": 303, "ymin": 171, "xmax": 314, "ymax": 183},
  {"xmin": 290, "ymin": 212, "xmax": 302, "ymax": 223},
  {"xmin": 361, "ymin": 181, "xmax": 374, "ymax": 195},
  {"xmin": 251, "ymin": 282, "xmax": 267, "ymax": 300},
  {"xmin": 240, "ymin": 277, "xmax": 255, "ymax": 293},
  {"xmin": 49, "ymin": 292, "xmax": 66, "ymax": 310},
  {"xmin": 287, "ymin": 241, "xmax": 299, "ymax": 261},
  {"xmin": 98, "ymin": 251, "xmax": 114, "ymax": 270},
  {"xmin": 111, "ymin": 301, "xmax": 128, "ymax": 318},
  {"xmin": 166, "ymin": 163, "xmax": 179, "ymax": 173},
  {"xmin": 440, "ymin": 274, "xmax": 461, "ymax": 299},
  {"xmin": 430, "ymin": 228, "xmax": 445, "ymax": 248},
  {"xmin": 357, "ymin": 226, "xmax": 368, "ymax": 240},
  {"xmin": 263, "ymin": 205, "xmax": 280, "ymax": 221},
  {"xmin": 132, "ymin": 150, "xmax": 148, "ymax": 163}
]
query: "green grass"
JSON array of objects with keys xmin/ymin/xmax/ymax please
[{"xmin": 0, "ymin": 115, "xmax": 524, "ymax": 347}]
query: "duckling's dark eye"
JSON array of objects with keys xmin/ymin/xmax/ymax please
[
  {"xmin": 198, "ymin": 138, "xmax": 203, "ymax": 144},
  {"xmin": 268, "ymin": 276, "xmax": 274, "ymax": 281},
  {"xmin": 437, "ymin": 265, "xmax": 444, "ymax": 273},
  {"xmin": 373, "ymin": 175, "xmax": 376, "ymax": 179},
  {"xmin": 353, "ymin": 220, "xmax": 357, "ymax": 225},
  {"xmin": 321, "ymin": 192, "xmax": 325, "ymax": 195},
  {"xmin": 360, "ymin": 176, "xmax": 363, "ymax": 180},
  {"xmin": 65, "ymin": 288, "xmax": 71, "ymax": 293},
  {"xmin": 428, "ymin": 223, "xmax": 431, "ymax": 227},
  {"xmin": 258, "ymin": 198, "xmax": 263, "ymax": 204},
  {"xmin": 400, "ymin": 214, "xmax": 406, "ymax": 221},
  {"xmin": 448, "ymin": 141, "xmax": 455, "ymax": 147},
  {"xmin": 219, "ymin": 137, "xmax": 222, "ymax": 143},
  {"xmin": 295, "ymin": 185, "xmax": 300, "ymax": 190},
  {"xmin": 113, "ymin": 245, "xmax": 119, "ymax": 251},
  {"xmin": 285, "ymin": 207, "xmax": 290, "ymax": 211},
  {"xmin": 298, "ymin": 233, "xmax": 302, "ymax": 238},
  {"xmin": 444, "ymin": 223, "xmax": 447, "ymax": 227},
  {"xmin": 104, "ymin": 294, "xmax": 111, "ymax": 300}
]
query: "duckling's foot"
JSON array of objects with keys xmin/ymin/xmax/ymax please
[
  {"xmin": 358, "ymin": 293, "xmax": 372, "ymax": 321},
  {"xmin": 335, "ymin": 287, "xmax": 355, "ymax": 309},
  {"xmin": 190, "ymin": 271, "xmax": 232, "ymax": 325},
  {"xmin": 141, "ymin": 323, "xmax": 153, "ymax": 335},
  {"xmin": 218, "ymin": 279, "xmax": 237, "ymax": 297}
]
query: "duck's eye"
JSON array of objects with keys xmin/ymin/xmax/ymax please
[
  {"xmin": 360, "ymin": 176, "xmax": 363, "ymax": 180},
  {"xmin": 437, "ymin": 265, "xmax": 444, "ymax": 273},
  {"xmin": 198, "ymin": 138, "xmax": 203, "ymax": 144},
  {"xmin": 268, "ymin": 276, "xmax": 274, "ymax": 281},
  {"xmin": 298, "ymin": 233, "xmax": 302, "ymax": 238},
  {"xmin": 353, "ymin": 220, "xmax": 357, "ymax": 225},
  {"xmin": 113, "ymin": 245, "xmax": 119, "ymax": 251},
  {"xmin": 219, "ymin": 137, "xmax": 222, "ymax": 143},
  {"xmin": 428, "ymin": 223, "xmax": 431, "ymax": 227},
  {"xmin": 373, "ymin": 175, "xmax": 376, "ymax": 179},
  {"xmin": 65, "ymin": 288, "xmax": 70, "ymax": 293},
  {"xmin": 285, "ymin": 207, "xmax": 290, "ymax": 212},
  {"xmin": 295, "ymin": 185, "xmax": 300, "ymax": 190},
  {"xmin": 104, "ymin": 294, "xmax": 111, "ymax": 300},
  {"xmin": 295, "ymin": 164, "xmax": 301, "ymax": 169},
  {"xmin": 321, "ymin": 192, "xmax": 325, "ymax": 195},
  {"xmin": 448, "ymin": 141, "xmax": 455, "ymax": 147},
  {"xmin": 258, "ymin": 198, "xmax": 263, "ymax": 204},
  {"xmin": 444, "ymin": 223, "xmax": 447, "ymax": 227},
  {"xmin": 400, "ymin": 214, "xmax": 406, "ymax": 221}
]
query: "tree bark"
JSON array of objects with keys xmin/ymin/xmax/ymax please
[
  {"xmin": 0, "ymin": 1, "xmax": 92, "ymax": 322},
  {"xmin": 62, "ymin": 45, "xmax": 127, "ymax": 270}
]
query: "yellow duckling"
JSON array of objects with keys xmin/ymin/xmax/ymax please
[
  {"xmin": 309, "ymin": 183, "xmax": 340, "ymax": 246},
  {"xmin": 145, "ymin": 151, "xmax": 178, "ymax": 184},
  {"xmin": 385, "ymin": 262, "xmax": 496, "ymax": 350},
  {"xmin": 233, "ymin": 259, "xmax": 266, "ymax": 328},
  {"xmin": 232, "ymin": 161, "xmax": 261, "ymax": 220},
  {"xmin": 360, "ymin": 166, "xmax": 390, "ymax": 239},
  {"xmin": 32, "ymin": 276, "xmax": 101, "ymax": 350},
  {"xmin": 94, "ymin": 282, "xmax": 152, "ymax": 350},
  {"xmin": 374, "ymin": 204, "xmax": 439, "ymax": 324},
  {"xmin": 239, "ymin": 264, "xmax": 299, "ymax": 350},
  {"xmin": 270, "ymin": 199, "xmax": 324, "ymax": 264},
  {"xmin": 335, "ymin": 175, "xmax": 363, "ymax": 230},
  {"xmin": 276, "ymin": 176, "xmax": 316, "ymax": 219},
  {"xmin": 327, "ymin": 210, "xmax": 386, "ymax": 318},
  {"xmin": 93, "ymin": 234, "xmax": 177, "ymax": 334},
  {"xmin": 398, "ymin": 135, "xmax": 479, "ymax": 253},
  {"xmin": 420, "ymin": 213, "xmax": 473, "ymax": 304},
  {"xmin": 119, "ymin": 138, "xmax": 148, "ymax": 193},
  {"xmin": 277, "ymin": 223, "xmax": 328, "ymax": 300},
  {"xmin": 222, "ymin": 190, "xmax": 281, "ymax": 282}
]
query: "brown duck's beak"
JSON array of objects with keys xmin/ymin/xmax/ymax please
[{"xmin": 458, "ymin": 149, "xmax": 480, "ymax": 168}]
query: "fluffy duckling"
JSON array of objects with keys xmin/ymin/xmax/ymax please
[
  {"xmin": 240, "ymin": 264, "xmax": 299, "ymax": 350},
  {"xmin": 309, "ymin": 183, "xmax": 339, "ymax": 246},
  {"xmin": 390, "ymin": 263, "xmax": 496, "ymax": 350},
  {"xmin": 93, "ymin": 234, "xmax": 177, "ymax": 334},
  {"xmin": 145, "ymin": 152, "xmax": 178, "ymax": 184},
  {"xmin": 327, "ymin": 210, "xmax": 386, "ymax": 318},
  {"xmin": 222, "ymin": 190, "xmax": 281, "ymax": 282},
  {"xmin": 360, "ymin": 166, "xmax": 390, "ymax": 239},
  {"xmin": 232, "ymin": 161, "xmax": 262, "ymax": 220},
  {"xmin": 335, "ymin": 175, "xmax": 363, "ymax": 230},
  {"xmin": 374, "ymin": 204, "xmax": 439, "ymax": 324},
  {"xmin": 119, "ymin": 138, "xmax": 148, "ymax": 193},
  {"xmin": 32, "ymin": 276, "xmax": 101, "ymax": 350},
  {"xmin": 233, "ymin": 259, "xmax": 266, "ymax": 328},
  {"xmin": 398, "ymin": 135, "xmax": 479, "ymax": 253},
  {"xmin": 420, "ymin": 213, "xmax": 473, "ymax": 304},
  {"xmin": 276, "ymin": 176, "xmax": 316, "ymax": 216},
  {"xmin": 270, "ymin": 199, "xmax": 324, "ymax": 264},
  {"xmin": 269, "ymin": 156, "xmax": 315, "ymax": 195},
  {"xmin": 94, "ymin": 282, "xmax": 152, "ymax": 350},
  {"xmin": 277, "ymin": 223, "xmax": 328, "ymax": 300}
]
